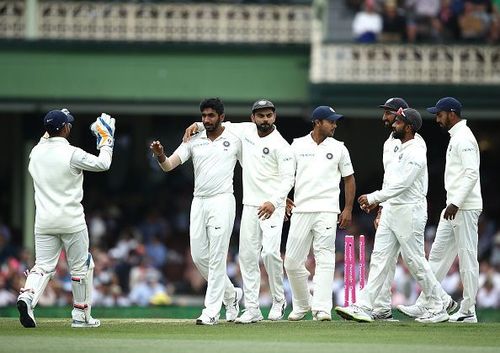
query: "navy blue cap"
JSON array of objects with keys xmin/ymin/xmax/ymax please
[
  {"xmin": 44, "ymin": 109, "xmax": 74, "ymax": 133},
  {"xmin": 395, "ymin": 107, "xmax": 422, "ymax": 132},
  {"xmin": 379, "ymin": 97, "xmax": 409, "ymax": 111},
  {"xmin": 311, "ymin": 106, "xmax": 343, "ymax": 121},
  {"xmin": 426, "ymin": 97, "xmax": 462, "ymax": 115}
]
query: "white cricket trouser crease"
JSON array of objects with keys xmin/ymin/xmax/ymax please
[
  {"xmin": 239, "ymin": 205, "xmax": 285, "ymax": 309},
  {"xmin": 285, "ymin": 212, "xmax": 337, "ymax": 313},
  {"xmin": 190, "ymin": 194, "xmax": 237, "ymax": 317},
  {"xmin": 415, "ymin": 209, "xmax": 481, "ymax": 314},
  {"xmin": 371, "ymin": 211, "xmax": 398, "ymax": 313},
  {"xmin": 358, "ymin": 203, "xmax": 447, "ymax": 313}
]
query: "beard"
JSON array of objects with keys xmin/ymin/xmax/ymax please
[
  {"xmin": 204, "ymin": 119, "xmax": 221, "ymax": 132},
  {"xmin": 392, "ymin": 128, "xmax": 404, "ymax": 140},
  {"xmin": 256, "ymin": 123, "xmax": 273, "ymax": 133}
]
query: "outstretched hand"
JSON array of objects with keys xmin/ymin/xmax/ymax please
[{"xmin": 150, "ymin": 140, "xmax": 165, "ymax": 157}]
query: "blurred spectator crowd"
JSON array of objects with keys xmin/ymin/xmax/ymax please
[
  {"xmin": 1, "ymin": 189, "xmax": 499, "ymax": 310},
  {"xmin": 349, "ymin": 0, "xmax": 500, "ymax": 43}
]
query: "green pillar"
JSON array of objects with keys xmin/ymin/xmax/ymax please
[{"xmin": 25, "ymin": 0, "xmax": 38, "ymax": 40}]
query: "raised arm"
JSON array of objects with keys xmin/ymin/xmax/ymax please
[{"xmin": 150, "ymin": 140, "xmax": 182, "ymax": 172}]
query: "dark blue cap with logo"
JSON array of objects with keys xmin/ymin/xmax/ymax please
[
  {"xmin": 44, "ymin": 109, "xmax": 74, "ymax": 133},
  {"xmin": 379, "ymin": 97, "xmax": 409, "ymax": 112},
  {"xmin": 311, "ymin": 106, "xmax": 343, "ymax": 121},
  {"xmin": 395, "ymin": 107, "xmax": 422, "ymax": 132},
  {"xmin": 426, "ymin": 97, "xmax": 462, "ymax": 115}
]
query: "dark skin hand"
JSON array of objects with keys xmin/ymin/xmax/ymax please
[{"xmin": 444, "ymin": 204, "xmax": 459, "ymax": 220}]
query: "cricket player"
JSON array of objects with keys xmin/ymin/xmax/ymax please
[
  {"xmin": 150, "ymin": 98, "xmax": 243, "ymax": 325},
  {"xmin": 336, "ymin": 108, "xmax": 452, "ymax": 323},
  {"xmin": 398, "ymin": 97, "xmax": 482, "ymax": 323},
  {"xmin": 285, "ymin": 106, "xmax": 355, "ymax": 321},
  {"xmin": 17, "ymin": 109, "xmax": 115, "ymax": 328},
  {"xmin": 184, "ymin": 99, "xmax": 295, "ymax": 323}
]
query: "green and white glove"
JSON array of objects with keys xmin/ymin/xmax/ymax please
[{"xmin": 90, "ymin": 113, "xmax": 116, "ymax": 150}]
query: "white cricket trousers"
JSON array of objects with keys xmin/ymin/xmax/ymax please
[
  {"xmin": 190, "ymin": 193, "xmax": 237, "ymax": 318},
  {"xmin": 372, "ymin": 209, "xmax": 398, "ymax": 313},
  {"xmin": 33, "ymin": 229, "xmax": 90, "ymax": 278},
  {"xmin": 357, "ymin": 202, "xmax": 449, "ymax": 313},
  {"xmin": 239, "ymin": 204, "xmax": 286, "ymax": 309},
  {"xmin": 284, "ymin": 212, "xmax": 338, "ymax": 314},
  {"xmin": 18, "ymin": 228, "xmax": 92, "ymax": 309},
  {"xmin": 415, "ymin": 208, "xmax": 481, "ymax": 314}
]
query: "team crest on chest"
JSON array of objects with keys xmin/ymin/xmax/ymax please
[
  {"xmin": 394, "ymin": 146, "xmax": 399, "ymax": 152},
  {"xmin": 223, "ymin": 141, "xmax": 230, "ymax": 147},
  {"xmin": 263, "ymin": 147, "xmax": 269, "ymax": 155},
  {"xmin": 326, "ymin": 153, "xmax": 333, "ymax": 160}
]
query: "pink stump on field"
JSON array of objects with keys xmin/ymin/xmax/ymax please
[
  {"xmin": 359, "ymin": 235, "xmax": 366, "ymax": 290},
  {"xmin": 344, "ymin": 235, "xmax": 355, "ymax": 306}
]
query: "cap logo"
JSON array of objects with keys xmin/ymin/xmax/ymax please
[
  {"xmin": 396, "ymin": 107, "xmax": 405, "ymax": 116},
  {"xmin": 263, "ymin": 147, "xmax": 269, "ymax": 155},
  {"xmin": 329, "ymin": 107, "xmax": 335, "ymax": 113},
  {"xmin": 326, "ymin": 153, "xmax": 333, "ymax": 160},
  {"xmin": 258, "ymin": 100, "xmax": 267, "ymax": 106}
]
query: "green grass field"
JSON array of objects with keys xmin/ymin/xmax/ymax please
[{"xmin": 1, "ymin": 317, "xmax": 499, "ymax": 353}]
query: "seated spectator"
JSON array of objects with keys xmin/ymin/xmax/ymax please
[
  {"xmin": 405, "ymin": 0, "xmax": 441, "ymax": 42},
  {"xmin": 380, "ymin": 0, "xmax": 407, "ymax": 42},
  {"xmin": 436, "ymin": 0, "xmax": 462, "ymax": 41},
  {"xmin": 352, "ymin": 0, "xmax": 383, "ymax": 42},
  {"xmin": 459, "ymin": 0, "xmax": 493, "ymax": 41}
]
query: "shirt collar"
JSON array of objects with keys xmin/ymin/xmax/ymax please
[
  {"xmin": 448, "ymin": 119, "xmax": 467, "ymax": 137},
  {"xmin": 48, "ymin": 137, "xmax": 69, "ymax": 144}
]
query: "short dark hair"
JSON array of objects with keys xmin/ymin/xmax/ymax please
[{"xmin": 200, "ymin": 98, "xmax": 224, "ymax": 116}]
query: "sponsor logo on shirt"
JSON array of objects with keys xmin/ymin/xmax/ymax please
[{"xmin": 298, "ymin": 153, "xmax": 314, "ymax": 157}]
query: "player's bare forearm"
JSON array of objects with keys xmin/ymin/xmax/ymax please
[{"xmin": 343, "ymin": 174, "xmax": 356, "ymax": 212}]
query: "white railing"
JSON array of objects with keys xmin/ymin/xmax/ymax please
[
  {"xmin": 0, "ymin": 1, "xmax": 25, "ymax": 38},
  {"xmin": 310, "ymin": 43, "xmax": 500, "ymax": 84},
  {"xmin": 0, "ymin": 1, "xmax": 312, "ymax": 44}
]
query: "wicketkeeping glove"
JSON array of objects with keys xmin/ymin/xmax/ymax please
[{"xmin": 90, "ymin": 113, "xmax": 116, "ymax": 150}]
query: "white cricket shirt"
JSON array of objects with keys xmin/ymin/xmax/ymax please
[
  {"xmin": 174, "ymin": 129, "xmax": 241, "ymax": 197},
  {"xmin": 291, "ymin": 133, "xmax": 354, "ymax": 213},
  {"xmin": 382, "ymin": 132, "xmax": 425, "ymax": 189},
  {"xmin": 445, "ymin": 120, "xmax": 482, "ymax": 209},
  {"xmin": 367, "ymin": 137, "xmax": 427, "ymax": 205},
  {"xmin": 29, "ymin": 137, "xmax": 113, "ymax": 234},
  {"xmin": 222, "ymin": 122, "xmax": 295, "ymax": 208}
]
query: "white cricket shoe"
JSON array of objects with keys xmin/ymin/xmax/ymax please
[
  {"xmin": 313, "ymin": 310, "xmax": 332, "ymax": 321},
  {"xmin": 235, "ymin": 308, "xmax": 264, "ymax": 324},
  {"xmin": 415, "ymin": 309, "xmax": 449, "ymax": 323},
  {"xmin": 17, "ymin": 298, "xmax": 36, "ymax": 328},
  {"xmin": 195, "ymin": 313, "xmax": 219, "ymax": 326},
  {"xmin": 397, "ymin": 304, "xmax": 427, "ymax": 318},
  {"xmin": 288, "ymin": 308, "xmax": 310, "ymax": 321},
  {"xmin": 448, "ymin": 311, "xmax": 478, "ymax": 323},
  {"xmin": 371, "ymin": 309, "xmax": 398, "ymax": 321},
  {"xmin": 225, "ymin": 288, "xmax": 243, "ymax": 322},
  {"xmin": 335, "ymin": 305, "xmax": 373, "ymax": 323},
  {"xmin": 268, "ymin": 298, "xmax": 287, "ymax": 321},
  {"xmin": 445, "ymin": 298, "xmax": 458, "ymax": 314},
  {"xmin": 71, "ymin": 317, "xmax": 101, "ymax": 328}
]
